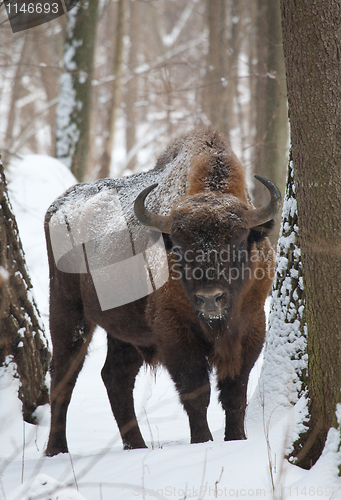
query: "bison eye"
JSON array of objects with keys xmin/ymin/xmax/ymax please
[
  {"xmin": 238, "ymin": 241, "xmax": 245, "ymax": 250},
  {"xmin": 172, "ymin": 246, "xmax": 182, "ymax": 257}
]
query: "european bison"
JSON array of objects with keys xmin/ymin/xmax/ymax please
[{"xmin": 45, "ymin": 127, "xmax": 281, "ymax": 456}]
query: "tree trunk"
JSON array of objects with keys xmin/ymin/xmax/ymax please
[
  {"xmin": 3, "ymin": 35, "xmax": 28, "ymax": 168},
  {"xmin": 125, "ymin": 0, "xmax": 140, "ymax": 172},
  {"xmin": 0, "ymin": 158, "xmax": 50, "ymax": 423},
  {"xmin": 280, "ymin": 0, "xmax": 341, "ymax": 469},
  {"xmin": 34, "ymin": 25, "xmax": 59, "ymax": 156},
  {"xmin": 253, "ymin": 0, "xmax": 288, "ymax": 243},
  {"xmin": 248, "ymin": 156, "xmax": 307, "ymax": 428},
  {"xmin": 224, "ymin": 0, "xmax": 246, "ymax": 147},
  {"xmin": 56, "ymin": 0, "xmax": 99, "ymax": 182},
  {"xmin": 98, "ymin": 0, "xmax": 126, "ymax": 179},
  {"xmin": 203, "ymin": 0, "xmax": 229, "ymax": 139}
]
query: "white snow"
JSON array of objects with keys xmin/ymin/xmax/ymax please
[
  {"xmin": 0, "ymin": 266, "xmax": 9, "ymax": 282},
  {"xmin": 7, "ymin": 154, "xmax": 76, "ymax": 318},
  {"xmin": 55, "ymin": 72, "xmax": 80, "ymax": 167},
  {"xmin": 247, "ymin": 163, "xmax": 307, "ymax": 433},
  {"xmin": 1, "ymin": 155, "xmax": 341, "ymax": 500}
]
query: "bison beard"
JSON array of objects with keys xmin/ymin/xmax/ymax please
[{"xmin": 45, "ymin": 126, "xmax": 281, "ymax": 456}]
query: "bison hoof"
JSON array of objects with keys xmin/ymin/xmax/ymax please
[
  {"xmin": 123, "ymin": 442, "xmax": 148, "ymax": 451},
  {"xmin": 190, "ymin": 430, "xmax": 213, "ymax": 444},
  {"xmin": 45, "ymin": 444, "xmax": 69, "ymax": 457},
  {"xmin": 224, "ymin": 433, "xmax": 246, "ymax": 441}
]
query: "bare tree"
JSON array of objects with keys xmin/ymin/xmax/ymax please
[
  {"xmin": 98, "ymin": 0, "xmax": 126, "ymax": 179},
  {"xmin": 203, "ymin": 0, "xmax": 229, "ymax": 138},
  {"xmin": 33, "ymin": 24, "xmax": 61, "ymax": 156},
  {"xmin": 253, "ymin": 0, "xmax": 288, "ymax": 239},
  {"xmin": 56, "ymin": 0, "xmax": 99, "ymax": 182},
  {"xmin": 124, "ymin": 0, "xmax": 140, "ymax": 172},
  {"xmin": 280, "ymin": 0, "xmax": 341, "ymax": 469},
  {"xmin": 0, "ymin": 158, "xmax": 49, "ymax": 423},
  {"xmin": 2, "ymin": 35, "xmax": 27, "ymax": 167},
  {"xmin": 249, "ymin": 156, "xmax": 306, "ymax": 431}
]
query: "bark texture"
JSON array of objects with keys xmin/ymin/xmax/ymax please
[
  {"xmin": 98, "ymin": 0, "xmax": 126, "ymax": 179},
  {"xmin": 56, "ymin": 0, "xmax": 99, "ymax": 181},
  {"xmin": 253, "ymin": 0, "xmax": 288, "ymax": 242},
  {"xmin": 3, "ymin": 36, "xmax": 28, "ymax": 167},
  {"xmin": 280, "ymin": 0, "xmax": 341, "ymax": 468},
  {"xmin": 0, "ymin": 159, "xmax": 50, "ymax": 423},
  {"xmin": 125, "ymin": 0, "xmax": 140, "ymax": 172},
  {"xmin": 203, "ymin": 0, "xmax": 229, "ymax": 138}
]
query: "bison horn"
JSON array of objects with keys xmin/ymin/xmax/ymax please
[
  {"xmin": 248, "ymin": 175, "xmax": 282, "ymax": 228},
  {"xmin": 134, "ymin": 183, "xmax": 172, "ymax": 234}
]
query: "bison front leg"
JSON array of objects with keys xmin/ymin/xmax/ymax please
[
  {"xmin": 218, "ymin": 371, "xmax": 249, "ymax": 441},
  {"xmin": 180, "ymin": 378, "xmax": 213, "ymax": 444},
  {"xmin": 218, "ymin": 317, "xmax": 266, "ymax": 441},
  {"xmin": 161, "ymin": 342, "xmax": 213, "ymax": 444},
  {"xmin": 101, "ymin": 336, "xmax": 147, "ymax": 450}
]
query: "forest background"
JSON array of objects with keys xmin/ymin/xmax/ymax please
[{"xmin": 0, "ymin": 0, "xmax": 288, "ymax": 216}]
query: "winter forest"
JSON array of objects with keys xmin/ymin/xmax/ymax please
[{"xmin": 1, "ymin": 0, "xmax": 341, "ymax": 499}]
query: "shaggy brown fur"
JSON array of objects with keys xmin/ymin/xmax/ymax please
[{"xmin": 45, "ymin": 127, "xmax": 279, "ymax": 456}]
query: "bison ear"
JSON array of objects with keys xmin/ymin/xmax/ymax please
[{"xmin": 248, "ymin": 219, "xmax": 276, "ymax": 244}]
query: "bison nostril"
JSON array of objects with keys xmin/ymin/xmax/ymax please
[
  {"xmin": 214, "ymin": 293, "xmax": 224, "ymax": 304},
  {"xmin": 195, "ymin": 294, "xmax": 206, "ymax": 306},
  {"xmin": 194, "ymin": 290, "xmax": 226, "ymax": 312}
]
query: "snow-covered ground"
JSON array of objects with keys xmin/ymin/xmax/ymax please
[{"xmin": 1, "ymin": 156, "xmax": 340, "ymax": 500}]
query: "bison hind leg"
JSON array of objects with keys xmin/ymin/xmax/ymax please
[{"xmin": 46, "ymin": 316, "xmax": 95, "ymax": 457}]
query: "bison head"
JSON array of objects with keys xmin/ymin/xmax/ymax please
[{"xmin": 134, "ymin": 176, "xmax": 281, "ymax": 333}]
